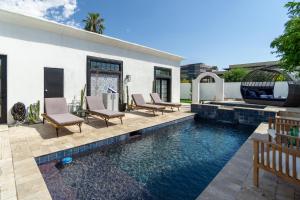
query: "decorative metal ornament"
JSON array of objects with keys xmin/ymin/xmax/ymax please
[{"xmin": 11, "ymin": 102, "xmax": 26, "ymax": 122}]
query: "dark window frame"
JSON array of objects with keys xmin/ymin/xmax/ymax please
[
  {"xmin": 86, "ymin": 56, "xmax": 124, "ymax": 104},
  {"xmin": 154, "ymin": 66, "xmax": 172, "ymax": 102},
  {"xmin": 0, "ymin": 55, "xmax": 7, "ymax": 123}
]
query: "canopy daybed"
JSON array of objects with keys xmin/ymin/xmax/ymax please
[{"xmin": 240, "ymin": 67, "xmax": 300, "ymax": 107}]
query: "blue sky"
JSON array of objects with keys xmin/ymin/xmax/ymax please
[{"xmin": 0, "ymin": 0, "xmax": 290, "ymax": 69}]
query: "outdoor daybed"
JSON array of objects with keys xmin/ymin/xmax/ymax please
[
  {"xmin": 85, "ymin": 96, "xmax": 125, "ymax": 127},
  {"xmin": 150, "ymin": 93, "xmax": 181, "ymax": 111},
  {"xmin": 241, "ymin": 67, "xmax": 300, "ymax": 107},
  {"xmin": 42, "ymin": 97, "xmax": 84, "ymax": 137},
  {"xmin": 132, "ymin": 94, "xmax": 165, "ymax": 115}
]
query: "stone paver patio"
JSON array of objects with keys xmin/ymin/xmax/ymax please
[
  {"xmin": 2, "ymin": 104, "xmax": 300, "ymax": 200},
  {"xmin": 197, "ymin": 123, "xmax": 300, "ymax": 200}
]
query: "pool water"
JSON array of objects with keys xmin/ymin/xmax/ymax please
[{"xmin": 39, "ymin": 119, "xmax": 255, "ymax": 200}]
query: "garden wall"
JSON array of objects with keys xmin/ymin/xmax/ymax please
[{"xmin": 180, "ymin": 82, "xmax": 288, "ymax": 100}]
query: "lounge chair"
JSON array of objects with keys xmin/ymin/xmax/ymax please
[
  {"xmin": 85, "ymin": 96, "xmax": 125, "ymax": 127},
  {"xmin": 131, "ymin": 94, "xmax": 165, "ymax": 115},
  {"xmin": 42, "ymin": 98, "xmax": 84, "ymax": 137},
  {"xmin": 150, "ymin": 93, "xmax": 181, "ymax": 111}
]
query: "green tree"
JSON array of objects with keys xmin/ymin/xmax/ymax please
[
  {"xmin": 83, "ymin": 13, "xmax": 105, "ymax": 34},
  {"xmin": 223, "ymin": 68, "xmax": 249, "ymax": 82},
  {"xmin": 271, "ymin": 2, "xmax": 300, "ymax": 75}
]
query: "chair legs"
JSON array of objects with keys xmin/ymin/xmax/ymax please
[
  {"xmin": 152, "ymin": 110, "xmax": 156, "ymax": 116},
  {"xmin": 120, "ymin": 117, "xmax": 123, "ymax": 124},
  {"xmin": 253, "ymin": 166, "xmax": 259, "ymax": 187},
  {"xmin": 104, "ymin": 119, "xmax": 109, "ymax": 127},
  {"xmin": 253, "ymin": 141, "xmax": 259, "ymax": 187},
  {"xmin": 56, "ymin": 128, "xmax": 59, "ymax": 137},
  {"xmin": 78, "ymin": 123, "xmax": 82, "ymax": 133}
]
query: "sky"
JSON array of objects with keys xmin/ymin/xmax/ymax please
[{"xmin": 0, "ymin": 0, "xmax": 290, "ymax": 69}]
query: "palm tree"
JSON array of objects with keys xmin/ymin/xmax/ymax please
[{"xmin": 83, "ymin": 13, "xmax": 105, "ymax": 34}]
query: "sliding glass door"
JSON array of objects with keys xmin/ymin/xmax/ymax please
[
  {"xmin": 154, "ymin": 67, "xmax": 171, "ymax": 102},
  {"xmin": 0, "ymin": 55, "xmax": 7, "ymax": 123}
]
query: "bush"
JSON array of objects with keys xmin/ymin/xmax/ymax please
[{"xmin": 223, "ymin": 68, "xmax": 249, "ymax": 82}]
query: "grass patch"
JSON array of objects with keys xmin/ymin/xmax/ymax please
[{"xmin": 180, "ymin": 99, "xmax": 192, "ymax": 104}]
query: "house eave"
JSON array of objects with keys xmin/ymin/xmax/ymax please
[{"xmin": 0, "ymin": 8, "xmax": 184, "ymax": 62}]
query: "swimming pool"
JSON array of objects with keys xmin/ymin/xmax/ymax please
[{"xmin": 39, "ymin": 118, "xmax": 255, "ymax": 200}]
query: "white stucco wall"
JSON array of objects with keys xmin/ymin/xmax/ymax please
[
  {"xmin": 180, "ymin": 83, "xmax": 191, "ymax": 99},
  {"xmin": 224, "ymin": 82, "xmax": 242, "ymax": 99},
  {"xmin": 180, "ymin": 81, "xmax": 289, "ymax": 100},
  {"xmin": 0, "ymin": 19, "xmax": 181, "ymax": 124}
]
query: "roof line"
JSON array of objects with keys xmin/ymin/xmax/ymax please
[{"xmin": 0, "ymin": 8, "xmax": 184, "ymax": 61}]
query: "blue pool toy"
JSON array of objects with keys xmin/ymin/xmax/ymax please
[{"xmin": 61, "ymin": 157, "xmax": 72, "ymax": 165}]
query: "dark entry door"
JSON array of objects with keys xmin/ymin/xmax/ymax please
[
  {"xmin": 0, "ymin": 55, "xmax": 7, "ymax": 123},
  {"xmin": 44, "ymin": 67, "xmax": 64, "ymax": 98}
]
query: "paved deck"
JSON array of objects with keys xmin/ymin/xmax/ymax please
[
  {"xmin": 2, "ymin": 103, "xmax": 300, "ymax": 200},
  {"xmin": 197, "ymin": 123, "xmax": 300, "ymax": 200},
  {"xmin": 1, "ymin": 107, "xmax": 193, "ymax": 200}
]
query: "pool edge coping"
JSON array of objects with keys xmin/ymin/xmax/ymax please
[{"xmin": 195, "ymin": 122, "xmax": 268, "ymax": 200}]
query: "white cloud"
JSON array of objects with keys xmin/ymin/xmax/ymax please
[{"xmin": 0, "ymin": 0, "xmax": 78, "ymax": 26}]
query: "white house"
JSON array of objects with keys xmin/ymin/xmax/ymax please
[{"xmin": 0, "ymin": 9, "xmax": 183, "ymax": 124}]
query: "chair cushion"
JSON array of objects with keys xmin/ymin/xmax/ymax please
[
  {"xmin": 45, "ymin": 98, "xmax": 68, "ymax": 114},
  {"xmin": 139, "ymin": 104, "xmax": 165, "ymax": 110},
  {"xmin": 150, "ymin": 93, "xmax": 162, "ymax": 103},
  {"xmin": 90, "ymin": 109, "xmax": 125, "ymax": 118},
  {"xmin": 155, "ymin": 102, "xmax": 182, "ymax": 107},
  {"xmin": 268, "ymin": 129, "xmax": 276, "ymax": 139},
  {"xmin": 260, "ymin": 150, "xmax": 300, "ymax": 179},
  {"xmin": 132, "ymin": 94, "xmax": 146, "ymax": 106},
  {"xmin": 86, "ymin": 96, "xmax": 105, "ymax": 110},
  {"xmin": 47, "ymin": 113, "xmax": 83, "ymax": 126}
]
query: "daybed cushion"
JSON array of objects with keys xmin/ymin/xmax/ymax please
[
  {"xmin": 260, "ymin": 150, "xmax": 300, "ymax": 179},
  {"xmin": 89, "ymin": 109, "xmax": 125, "ymax": 118},
  {"xmin": 47, "ymin": 113, "xmax": 84, "ymax": 126}
]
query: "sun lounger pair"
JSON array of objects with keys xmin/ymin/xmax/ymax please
[
  {"xmin": 131, "ymin": 93, "xmax": 181, "ymax": 115},
  {"xmin": 42, "ymin": 96, "xmax": 124, "ymax": 137}
]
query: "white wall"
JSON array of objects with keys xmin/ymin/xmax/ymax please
[
  {"xmin": 180, "ymin": 81, "xmax": 289, "ymax": 100},
  {"xmin": 0, "ymin": 20, "xmax": 181, "ymax": 124},
  {"xmin": 180, "ymin": 83, "xmax": 191, "ymax": 99},
  {"xmin": 274, "ymin": 82, "xmax": 289, "ymax": 98},
  {"xmin": 224, "ymin": 82, "xmax": 242, "ymax": 99}
]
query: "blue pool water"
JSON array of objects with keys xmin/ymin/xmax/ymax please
[{"xmin": 39, "ymin": 119, "xmax": 255, "ymax": 200}]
